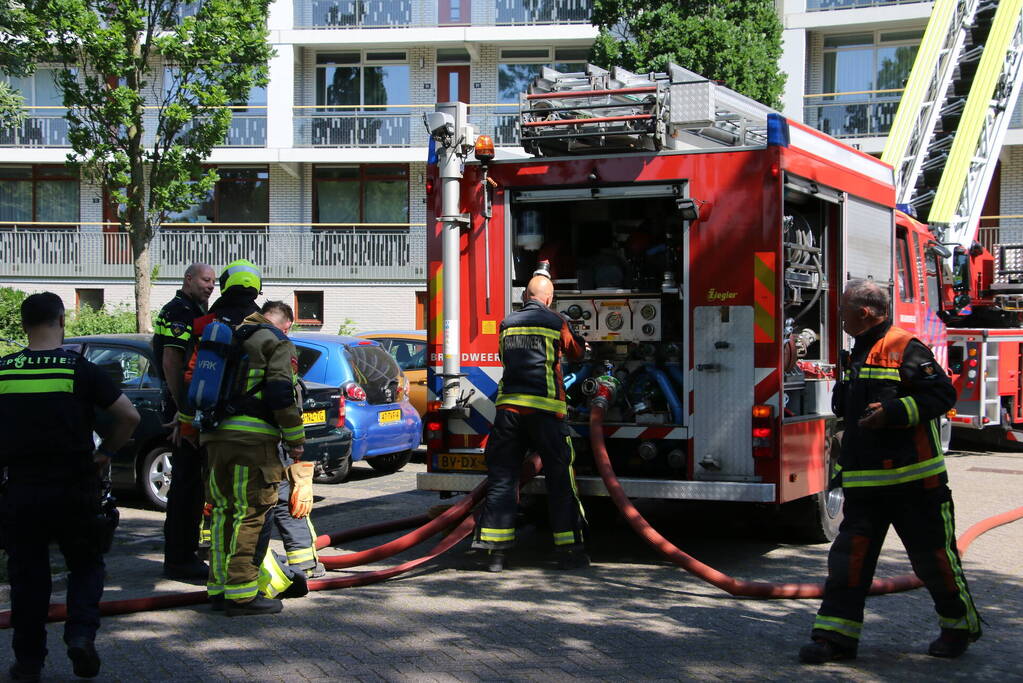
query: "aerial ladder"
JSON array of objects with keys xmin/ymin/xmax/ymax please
[{"xmin": 882, "ymin": 0, "xmax": 1023, "ymax": 252}]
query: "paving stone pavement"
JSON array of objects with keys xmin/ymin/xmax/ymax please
[{"xmin": 2, "ymin": 449, "xmax": 1022, "ymax": 682}]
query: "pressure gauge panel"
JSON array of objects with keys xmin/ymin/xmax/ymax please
[{"xmin": 555, "ymin": 295, "xmax": 661, "ymax": 342}]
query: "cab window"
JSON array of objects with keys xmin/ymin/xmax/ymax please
[
  {"xmin": 926, "ymin": 252, "xmax": 942, "ymax": 309},
  {"xmin": 895, "ymin": 234, "xmax": 913, "ymax": 302}
]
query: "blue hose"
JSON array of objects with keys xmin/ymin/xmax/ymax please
[
  {"xmin": 645, "ymin": 364, "xmax": 683, "ymax": 424},
  {"xmin": 666, "ymin": 363, "xmax": 685, "ymax": 395}
]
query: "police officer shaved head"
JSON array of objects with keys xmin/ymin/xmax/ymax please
[
  {"xmin": 21, "ymin": 292, "xmax": 64, "ymax": 329},
  {"xmin": 525, "ymin": 276, "xmax": 555, "ymax": 307},
  {"xmin": 843, "ymin": 279, "xmax": 889, "ymax": 317},
  {"xmin": 182, "ymin": 262, "xmax": 216, "ymax": 306}
]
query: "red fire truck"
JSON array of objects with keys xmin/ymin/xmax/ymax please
[{"xmin": 415, "ymin": 63, "xmax": 1020, "ymax": 542}]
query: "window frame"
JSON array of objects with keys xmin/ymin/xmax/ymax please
[
  {"xmin": 294, "ymin": 290, "xmax": 325, "ymax": 326},
  {"xmin": 0, "ymin": 164, "xmax": 80, "ymax": 225},
  {"xmin": 75, "ymin": 288, "xmax": 104, "ymax": 311},
  {"xmin": 314, "ymin": 50, "xmax": 410, "ymax": 111},
  {"xmin": 312, "ymin": 164, "xmax": 410, "ymax": 226},
  {"xmin": 162, "ymin": 165, "xmax": 269, "ymax": 228}
]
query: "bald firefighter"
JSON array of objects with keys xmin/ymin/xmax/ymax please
[
  {"xmin": 468, "ymin": 275, "xmax": 588, "ymax": 572},
  {"xmin": 799, "ymin": 279, "xmax": 981, "ymax": 663}
]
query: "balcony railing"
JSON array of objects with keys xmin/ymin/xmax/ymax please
[
  {"xmin": 806, "ymin": 0, "xmax": 927, "ymax": 10},
  {"xmin": 803, "ymin": 89, "xmax": 903, "ymax": 139},
  {"xmin": 0, "ymin": 224, "xmax": 426, "ymax": 281},
  {"xmin": 977, "ymin": 217, "xmax": 1023, "ymax": 254},
  {"xmin": 0, "ymin": 106, "xmax": 266, "ymax": 148},
  {"xmin": 294, "ymin": 0, "xmax": 591, "ymax": 28}
]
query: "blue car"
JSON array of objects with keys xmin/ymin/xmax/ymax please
[{"xmin": 290, "ymin": 333, "xmax": 421, "ymax": 479}]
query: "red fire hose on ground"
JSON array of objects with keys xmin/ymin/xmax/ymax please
[
  {"xmin": 2, "ymin": 415, "xmax": 1021, "ymax": 627},
  {"xmin": 588, "ymin": 404, "xmax": 1023, "ymax": 598}
]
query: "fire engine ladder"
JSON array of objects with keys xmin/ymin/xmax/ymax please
[
  {"xmin": 882, "ymin": 0, "xmax": 1023, "ymax": 251},
  {"xmin": 518, "ymin": 63, "xmax": 777, "ymax": 156}
]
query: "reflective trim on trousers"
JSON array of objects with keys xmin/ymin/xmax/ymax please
[{"xmin": 813, "ymin": 614, "xmax": 862, "ymax": 640}]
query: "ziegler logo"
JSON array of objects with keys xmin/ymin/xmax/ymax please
[{"xmin": 707, "ymin": 288, "xmax": 738, "ymax": 302}]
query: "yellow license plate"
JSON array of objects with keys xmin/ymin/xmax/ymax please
[
  {"xmin": 378, "ymin": 409, "xmax": 401, "ymax": 424},
  {"xmin": 436, "ymin": 452, "xmax": 487, "ymax": 472},
  {"xmin": 302, "ymin": 410, "xmax": 326, "ymax": 425}
]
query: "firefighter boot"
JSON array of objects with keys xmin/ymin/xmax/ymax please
[
  {"xmin": 798, "ymin": 638, "xmax": 857, "ymax": 664},
  {"xmin": 305, "ymin": 562, "xmax": 326, "ymax": 579},
  {"xmin": 556, "ymin": 548, "xmax": 590, "ymax": 570},
  {"xmin": 462, "ymin": 549, "xmax": 506, "ymax": 572},
  {"xmin": 7, "ymin": 661, "xmax": 42, "ymax": 682},
  {"xmin": 66, "ymin": 636, "xmax": 101, "ymax": 678},
  {"xmin": 225, "ymin": 595, "xmax": 284, "ymax": 617},
  {"xmin": 928, "ymin": 629, "xmax": 972, "ymax": 658}
]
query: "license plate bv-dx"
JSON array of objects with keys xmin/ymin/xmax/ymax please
[{"xmin": 436, "ymin": 453, "xmax": 486, "ymax": 471}]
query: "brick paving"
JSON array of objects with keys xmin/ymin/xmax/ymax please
[{"xmin": 2, "ymin": 449, "xmax": 1022, "ymax": 681}]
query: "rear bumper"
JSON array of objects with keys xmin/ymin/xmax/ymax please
[
  {"xmin": 303, "ymin": 428, "xmax": 353, "ymax": 471},
  {"xmin": 350, "ymin": 404, "xmax": 422, "ymax": 460},
  {"xmin": 417, "ymin": 472, "xmax": 776, "ymax": 502}
]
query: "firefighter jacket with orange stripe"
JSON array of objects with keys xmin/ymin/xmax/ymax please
[
  {"xmin": 199, "ymin": 312, "xmax": 306, "ymax": 449},
  {"xmin": 495, "ymin": 299, "xmax": 585, "ymax": 416},
  {"xmin": 833, "ymin": 321, "xmax": 956, "ymax": 495}
]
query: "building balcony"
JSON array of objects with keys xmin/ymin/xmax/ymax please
[
  {"xmin": 803, "ymin": 90, "xmax": 902, "ymax": 139},
  {"xmin": 805, "ymin": 0, "xmax": 927, "ymax": 10},
  {"xmin": 293, "ymin": 0, "xmax": 592, "ymax": 29},
  {"xmin": 293, "ymin": 105, "xmax": 520, "ymax": 148},
  {"xmin": 0, "ymin": 107, "xmax": 267, "ymax": 149},
  {"xmin": 0, "ymin": 225, "xmax": 426, "ymax": 281}
]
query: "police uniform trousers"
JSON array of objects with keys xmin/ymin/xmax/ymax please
[
  {"xmin": 472, "ymin": 408, "xmax": 585, "ymax": 551},
  {"xmin": 812, "ymin": 485, "xmax": 981, "ymax": 648},
  {"xmin": 163, "ymin": 436, "xmax": 206, "ymax": 565},
  {"xmin": 263, "ymin": 477, "xmax": 319, "ymax": 570},
  {"xmin": 205, "ymin": 440, "xmax": 283, "ymax": 602},
  {"xmin": 2, "ymin": 475, "xmax": 105, "ymax": 666}
]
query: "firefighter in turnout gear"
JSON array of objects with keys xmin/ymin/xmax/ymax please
[
  {"xmin": 469, "ymin": 275, "xmax": 588, "ymax": 572},
  {"xmin": 1, "ymin": 293, "xmax": 140, "ymax": 681},
  {"xmin": 799, "ymin": 279, "xmax": 981, "ymax": 664},
  {"xmin": 180, "ymin": 261, "xmax": 308, "ymax": 616},
  {"xmin": 154, "ymin": 262, "xmax": 216, "ymax": 581}
]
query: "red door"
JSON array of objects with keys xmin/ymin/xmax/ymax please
[
  {"xmin": 102, "ymin": 188, "xmax": 131, "ymax": 264},
  {"xmin": 439, "ymin": 0, "xmax": 469, "ymax": 25},
  {"xmin": 437, "ymin": 66, "xmax": 470, "ymax": 104}
]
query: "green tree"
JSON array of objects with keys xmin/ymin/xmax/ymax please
[
  {"xmin": 30, "ymin": 0, "xmax": 273, "ymax": 332},
  {"xmin": 64, "ymin": 302, "xmax": 140, "ymax": 337},
  {"xmin": 0, "ymin": 287, "xmax": 28, "ymax": 352},
  {"xmin": 0, "ymin": 0, "xmax": 44, "ymax": 127},
  {"xmin": 590, "ymin": 0, "xmax": 786, "ymax": 108}
]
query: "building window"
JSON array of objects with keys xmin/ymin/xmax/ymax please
[
  {"xmin": 496, "ymin": 48, "xmax": 588, "ymax": 144},
  {"xmin": 163, "ymin": 166, "xmax": 269, "ymax": 228},
  {"xmin": 313, "ymin": 52, "xmax": 410, "ymax": 146},
  {"xmin": 811, "ymin": 30, "xmax": 922, "ymax": 138},
  {"xmin": 295, "ymin": 291, "xmax": 324, "ymax": 325},
  {"xmin": 313, "ymin": 165, "xmax": 409, "ymax": 225},
  {"xmin": 1, "ymin": 69, "xmax": 70, "ymax": 146},
  {"xmin": 0, "ymin": 165, "xmax": 79, "ymax": 228},
  {"xmin": 162, "ymin": 67, "xmax": 267, "ymax": 147},
  {"xmin": 76, "ymin": 288, "xmax": 104, "ymax": 311}
]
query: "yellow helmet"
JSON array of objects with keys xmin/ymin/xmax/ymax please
[{"xmin": 219, "ymin": 259, "xmax": 261, "ymax": 293}]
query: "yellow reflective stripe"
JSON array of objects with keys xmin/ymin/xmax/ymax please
[
  {"xmin": 940, "ymin": 500, "xmax": 980, "ymax": 633},
  {"xmin": 842, "ymin": 455, "xmax": 946, "ymax": 487},
  {"xmin": 553, "ymin": 531, "xmax": 576, "ymax": 546},
  {"xmin": 813, "ymin": 615, "xmax": 862, "ymax": 640},
  {"xmin": 287, "ymin": 548, "xmax": 316, "ymax": 564},
  {"xmin": 859, "ymin": 367, "xmax": 901, "ymax": 380},
  {"xmin": 257, "ymin": 551, "xmax": 292, "ymax": 599},
  {"xmin": 500, "ymin": 326, "xmax": 560, "ymax": 339},
  {"xmin": 281, "ymin": 424, "xmax": 305, "ymax": 440},
  {"xmin": 224, "ymin": 582, "xmax": 259, "ymax": 600},
  {"xmin": 0, "ymin": 367, "xmax": 73, "ymax": 376},
  {"xmin": 207, "ymin": 466, "xmax": 228, "ymax": 593},
  {"xmin": 899, "ymin": 396, "xmax": 919, "ymax": 425},
  {"xmin": 218, "ymin": 416, "xmax": 281, "ymax": 437},
  {"xmin": 566, "ymin": 434, "xmax": 585, "ymax": 524},
  {"xmin": 544, "ymin": 334, "xmax": 556, "ymax": 399},
  {"xmin": 0, "ymin": 378, "xmax": 73, "ymax": 393},
  {"xmin": 930, "ymin": 0, "xmax": 1023, "ymax": 223},
  {"xmin": 479, "ymin": 527, "xmax": 515, "ymax": 542},
  {"xmin": 496, "ymin": 393, "xmax": 566, "ymax": 413}
]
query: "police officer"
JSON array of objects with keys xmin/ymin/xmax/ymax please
[
  {"xmin": 154, "ymin": 262, "xmax": 215, "ymax": 580},
  {"xmin": 259, "ymin": 300, "xmax": 325, "ymax": 578},
  {"xmin": 799, "ymin": 279, "xmax": 981, "ymax": 664},
  {"xmin": 180, "ymin": 262, "xmax": 308, "ymax": 616},
  {"xmin": 1, "ymin": 293, "xmax": 140, "ymax": 680},
  {"xmin": 468, "ymin": 275, "xmax": 587, "ymax": 572}
]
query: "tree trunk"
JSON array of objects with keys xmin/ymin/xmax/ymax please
[{"xmin": 129, "ymin": 212, "xmax": 152, "ymax": 334}]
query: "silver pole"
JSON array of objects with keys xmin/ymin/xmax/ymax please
[{"xmin": 436, "ymin": 102, "xmax": 467, "ymax": 411}]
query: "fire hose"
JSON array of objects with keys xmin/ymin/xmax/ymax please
[
  {"xmin": 2, "ymin": 410, "xmax": 1021, "ymax": 626},
  {"xmin": 0, "ymin": 458, "xmax": 541, "ymax": 628},
  {"xmin": 588, "ymin": 402, "xmax": 1023, "ymax": 598}
]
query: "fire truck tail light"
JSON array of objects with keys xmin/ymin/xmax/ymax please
[
  {"xmin": 425, "ymin": 414, "xmax": 444, "ymax": 455},
  {"xmin": 752, "ymin": 427, "xmax": 771, "ymax": 438},
  {"xmin": 752, "ymin": 405, "xmax": 772, "ymax": 418},
  {"xmin": 425, "ymin": 178, "xmax": 435, "ymax": 195},
  {"xmin": 752, "ymin": 404, "xmax": 774, "ymax": 458},
  {"xmin": 474, "ymin": 135, "xmax": 495, "ymax": 162}
]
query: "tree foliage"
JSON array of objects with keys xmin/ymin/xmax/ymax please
[
  {"xmin": 591, "ymin": 0, "xmax": 786, "ymax": 108},
  {"xmin": 27, "ymin": 0, "xmax": 273, "ymax": 331},
  {"xmin": 0, "ymin": 0, "xmax": 43, "ymax": 126}
]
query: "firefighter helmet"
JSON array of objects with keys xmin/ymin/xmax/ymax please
[{"xmin": 220, "ymin": 259, "xmax": 261, "ymax": 293}]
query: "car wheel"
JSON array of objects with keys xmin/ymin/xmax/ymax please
[
  {"xmin": 313, "ymin": 454, "xmax": 352, "ymax": 484},
  {"xmin": 141, "ymin": 444, "xmax": 173, "ymax": 511},
  {"xmin": 366, "ymin": 450, "xmax": 413, "ymax": 474}
]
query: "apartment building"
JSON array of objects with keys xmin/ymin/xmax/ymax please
[{"xmin": 0, "ymin": 0, "xmax": 1019, "ymax": 332}]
